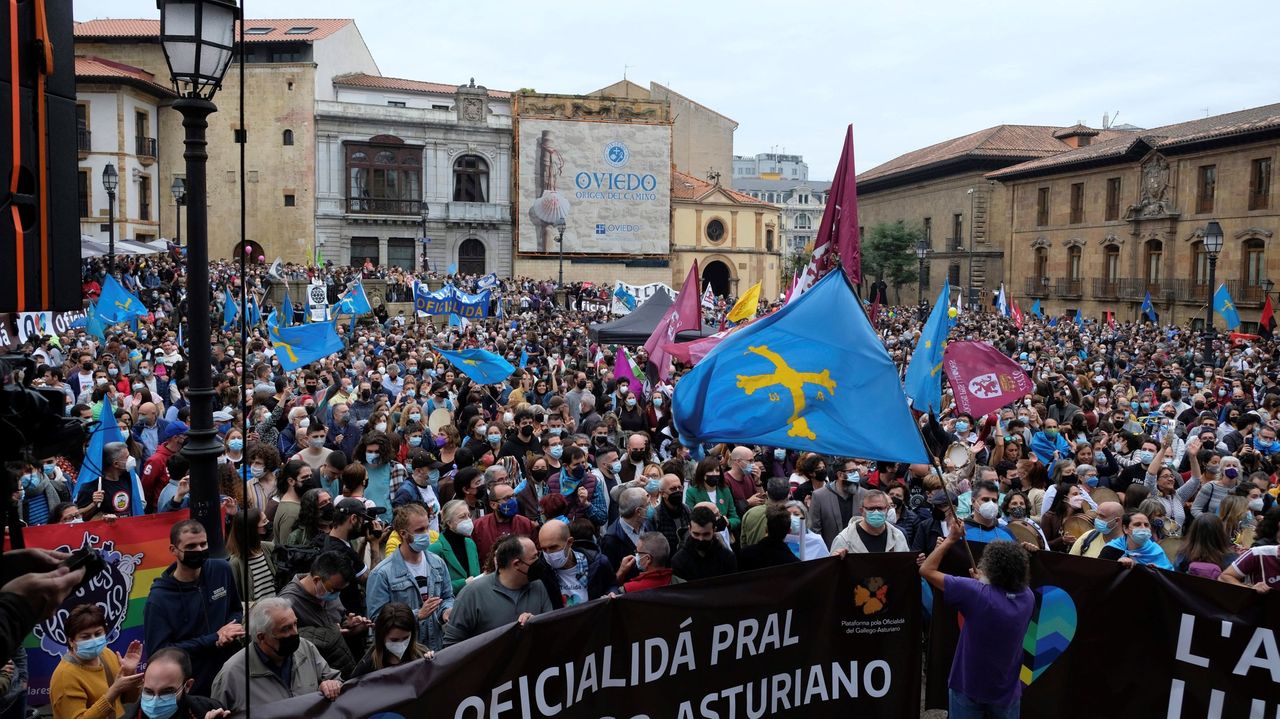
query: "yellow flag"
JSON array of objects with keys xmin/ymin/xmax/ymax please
[{"xmin": 727, "ymin": 282, "xmax": 762, "ymax": 323}]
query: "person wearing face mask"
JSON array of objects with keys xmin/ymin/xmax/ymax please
[
  {"xmin": 471, "ymin": 473, "xmax": 537, "ymax": 565},
  {"xmin": 1029, "ymin": 418, "xmax": 1071, "ymax": 465},
  {"xmin": 134, "ymin": 647, "xmax": 227, "ymax": 719},
  {"xmin": 211, "ymin": 598, "xmax": 342, "ymax": 710},
  {"xmin": 498, "ymin": 410, "xmax": 541, "ymax": 471},
  {"xmin": 392, "ymin": 454, "xmax": 443, "ymax": 514},
  {"xmin": 766, "ymin": 446, "xmax": 795, "ymax": 479},
  {"xmin": 670, "ymin": 506, "xmax": 738, "ymax": 581},
  {"xmin": 16, "ymin": 461, "xmax": 60, "ymax": 527},
  {"xmin": 829, "ymin": 490, "xmax": 909, "ymax": 555},
  {"xmin": 429, "ymin": 500, "xmax": 482, "ymax": 594},
  {"xmin": 442, "ymin": 535, "xmax": 552, "ymax": 648},
  {"xmin": 144, "ymin": 520, "xmax": 244, "ymax": 696},
  {"xmin": 356, "ymin": 432, "xmax": 407, "ymax": 512},
  {"xmin": 1099, "ymin": 511, "xmax": 1173, "ymax": 569},
  {"xmin": 226, "ymin": 507, "xmax": 277, "ymax": 606},
  {"xmin": 620, "ymin": 533, "xmax": 679, "ymax": 592},
  {"xmin": 809, "ymin": 459, "xmax": 866, "ymax": 549},
  {"xmin": 546, "ymin": 447, "xmax": 607, "ymax": 525},
  {"xmin": 352, "ymin": 603, "xmax": 432, "ymax": 678},
  {"xmin": 49, "ymin": 603, "xmax": 144, "ymax": 719},
  {"xmin": 219, "ymin": 431, "xmax": 246, "ymax": 472},
  {"xmin": 1192, "ymin": 455, "xmax": 1241, "ymax": 519},
  {"xmin": 648, "ymin": 474, "xmax": 693, "ymax": 551},
  {"xmin": 76, "ymin": 442, "xmax": 144, "ymax": 520},
  {"xmin": 367, "ymin": 505, "xmax": 454, "ymax": 653},
  {"xmin": 964, "ymin": 480, "xmax": 1018, "ymax": 544},
  {"xmin": 723, "ymin": 446, "xmax": 766, "ymax": 518},
  {"xmin": 279, "ymin": 551, "xmax": 370, "ymax": 679},
  {"xmin": 534, "ymin": 519, "xmax": 615, "ymax": 608},
  {"xmin": 291, "ymin": 422, "xmax": 333, "ymax": 474},
  {"xmin": 1068, "ymin": 501, "xmax": 1125, "ymax": 558},
  {"xmin": 600, "ymin": 487, "xmax": 650, "ymax": 575},
  {"xmin": 683, "ymin": 457, "xmax": 741, "ymax": 534}
]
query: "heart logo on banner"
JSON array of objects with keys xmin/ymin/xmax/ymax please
[{"xmin": 1020, "ymin": 585, "xmax": 1077, "ymax": 685}]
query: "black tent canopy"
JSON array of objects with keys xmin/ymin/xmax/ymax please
[{"xmin": 589, "ymin": 292, "xmax": 717, "ymax": 345}]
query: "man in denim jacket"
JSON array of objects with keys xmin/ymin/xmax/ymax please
[{"xmin": 366, "ymin": 504, "xmax": 455, "ymax": 651}]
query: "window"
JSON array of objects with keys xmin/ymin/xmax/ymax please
[
  {"xmin": 77, "ymin": 170, "xmax": 90, "ymax": 218},
  {"xmin": 1196, "ymin": 165, "xmax": 1216, "ymax": 213},
  {"xmin": 431, "ymin": 104, "xmax": 450, "ymax": 111},
  {"xmin": 388, "ymin": 238, "xmax": 415, "ymax": 271},
  {"xmin": 798, "ymin": 194, "xmax": 809, "ymax": 204},
  {"xmin": 1250, "ymin": 157, "xmax": 1272, "ymax": 210},
  {"xmin": 452, "ymin": 155, "xmax": 489, "ymax": 202},
  {"xmin": 1034, "ymin": 247, "xmax": 1048, "ymax": 282},
  {"xmin": 1144, "ymin": 239, "xmax": 1163, "ymax": 286},
  {"xmin": 1104, "ymin": 245, "xmax": 1120, "ymax": 284},
  {"xmin": 766, "ymin": 229, "xmax": 774, "ymax": 252},
  {"xmin": 284, "ymin": 194, "xmax": 296, "ymax": 207},
  {"xmin": 1192, "ymin": 241, "xmax": 1209, "ymax": 287},
  {"xmin": 347, "ymin": 142, "xmax": 423, "ymax": 214},
  {"xmin": 135, "ymin": 111, "xmax": 154, "ymax": 157},
  {"xmin": 282, "ymin": 129, "xmax": 294, "ymax": 146},
  {"xmin": 1068, "ymin": 246, "xmax": 1082, "ymax": 281},
  {"xmin": 269, "ymin": 49, "xmax": 303, "ymax": 63},
  {"xmin": 923, "ymin": 217, "xmax": 932, "ymax": 249},
  {"xmin": 948, "ymin": 262, "xmax": 961, "ymax": 285},
  {"xmin": 285, "ymin": 26, "xmax": 316, "ymax": 34},
  {"xmin": 349, "ymin": 237, "xmax": 379, "ymax": 266},
  {"xmin": 951, "ymin": 213, "xmax": 963, "ymax": 251},
  {"xmin": 1070, "ymin": 182, "xmax": 1084, "ymax": 224},
  {"xmin": 76, "ymin": 103, "xmax": 90, "ymax": 152},
  {"xmin": 388, "ymin": 101, "xmax": 407, "ymax": 108},
  {"xmin": 138, "ymin": 176, "xmax": 151, "ymax": 221},
  {"xmin": 1244, "ymin": 239, "xmax": 1266, "ymax": 287},
  {"xmin": 245, "ymin": 27, "xmax": 273, "ymax": 35},
  {"xmin": 1036, "ymin": 187, "xmax": 1050, "ymax": 226},
  {"xmin": 706, "ymin": 219, "xmax": 726, "ymax": 242},
  {"xmin": 1105, "ymin": 177, "xmax": 1121, "ymax": 221},
  {"xmin": 794, "ymin": 213, "xmax": 812, "ymax": 230}
]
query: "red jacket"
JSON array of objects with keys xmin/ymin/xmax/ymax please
[
  {"xmin": 470, "ymin": 512, "xmax": 537, "ymax": 567},
  {"xmin": 624, "ymin": 568, "xmax": 674, "ymax": 593},
  {"xmin": 141, "ymin": 444, "xmax": 175, "ymax": 509}
]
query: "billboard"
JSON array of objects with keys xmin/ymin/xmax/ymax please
[{"xmin": 518, "ymin": 118, "xmax": 671, "ymax": 255}]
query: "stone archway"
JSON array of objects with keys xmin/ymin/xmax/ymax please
[
  {"xmin": 457, "ymin": 238, "xmax": 486, "ymax": 275},
  {"xmin": 701, "ymin": 259, "xmax": 732, "ymax": 297}
]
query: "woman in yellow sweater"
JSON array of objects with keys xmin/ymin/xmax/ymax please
[{"xmin": 50, "ymin": 604, "xmax": 143, "ymax": 719}]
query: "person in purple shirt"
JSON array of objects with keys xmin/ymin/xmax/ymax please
[{"xmin": 921, "ymin": 516, "xmax": 1034, "ymax": 719}]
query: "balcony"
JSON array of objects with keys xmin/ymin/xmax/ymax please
[
  {"xmin": 1162, "ymin": 279, "xmax": 1210, "ymax": 304},
  {"xmin": 1024, "ymin": 277, "xmax": 1050, "ymax": 298},
  {"xmin": 1054, "ymin": 278, "xmax": 1083, "ymax": 298},
  {"xmin": 136, "ymin": 136, "xmax": 157, "ymax": 165},
  {"xmin": 1228, "ymin": 280, "xmax": 1265, "ymax": 306},
  {"xmin": 347, "ymin": 198, "xmax": 423, "ymax": 216},
  {"xmin": 77, "ymin": 129, "xmax": 91, "ymax": 157},
  {"xmin": 444, "ymin": 201, "xmax": 507, "ymax": 226}
]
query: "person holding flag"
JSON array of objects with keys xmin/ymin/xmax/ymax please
[
  {"xmin": 1214, "ymin": 283, "xmax": 1242, "ymax": 331},
  {"xmin": 97, "ymin": 274, "xmax": 148, "ymax": 325},
  {"xmin": 74, "ymin": 437, "xmax": 146, "ymax": 520},
  {"xmin": 1141, "ymin": 290, "xmax": 1159, "ymax": 323},
  {"xmin": 267, "ymin": 310, "xmax": 345, "ymax": 372}
]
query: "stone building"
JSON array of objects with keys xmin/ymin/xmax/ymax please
[
  {"xmin": 73, "ymin": 18, "xmax": 380, "ymax": 263},
  {"xmin": 734, "ymin": 178, "xmax": 831, "ymax": 261},
  {"xmin": 733, "ymin": 152, "xmax": 809, "ymax": 182},
  {"xmin": 671, "ymin": 170, "xmax": 782, "ymax": 300},
  {"xmin": 855, "ymin": 124, "xmax": 1134, "ymax": 307},
  {"xmin": 989, "ymin": 104, "xmax": 1280, "ymax": 326},
  {"xmin": 74, "ymin": 56, "xmax": 173, "ymax": 251},
  {"xmin": 315, "ymin": 75, "xmax": 513, "ymax": 274}
]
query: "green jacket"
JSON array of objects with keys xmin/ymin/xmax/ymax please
[
  {"xmin": 429, "ymin": 535, "xmax": 481, "ymax": 594},
  {"xmin": 684, "ymin": 484, "xmax": 741, "ymax": 531}
]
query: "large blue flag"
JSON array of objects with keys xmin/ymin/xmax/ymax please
[
  {"xmin": 1075, "ymin": 309, "xmax": 1085, "ymax": 327},
  {"xmin": 247, "ymin": 294, "xmax": 262, "ymax": 328},
  {"xmin": 672, "ymin": 270, "xmax": 928, "ymax": 463},
  {"xmin": 1141, "ymin": 291, "xmax": 1159, "ymax": 323},
  {"xmin": 614, "ymin": 284, "xmax": 638, "ymax": 311},
  {"xmin": 75, "ymin": 415, "xmax": 147, "ymax": 515},
  {"xmin": 1214, "ymin": 284, "xmax": 1242, "ymax": 330},
  {"xmin": 904, "ymin": 280, "xmax": 954, "ymax": 414},
  {"xmin": 435, "ymin": 347, "xmax": 516, "ymax": 386},
  {"xmin": 267, "ymin": 310, "xmax": 344, "ymax": 371},
  {"xmin": 336, "ymin": 281, "xmax": 373, "ymax": 316},
  {"xmin": 97, "ymin": 275, "xmax": 148, "ymax": 324},
  {"xmin": 1030, "ymin": 298, "xmax": 1042, "ymax": 318},
  {"xmin": 281, "ymin": 288, "xmax": 295, "ymax": 327},
  {"xmin": 84, "ymin": 302, "xmax": 108, "ymax": 343},
  {"xmin": 222, "ymin": 290, "xmax": 239, "ymax": 332}
]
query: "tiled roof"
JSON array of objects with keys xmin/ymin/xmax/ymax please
[
  {"xmin": 858, "ymin": 124, "xmax": 1083, "ymax": 185},
  {"xmin": 75, "ymin": 55, "xmax": 173, "ymax": 95},
  {"xmin": 990, "ymin": 103, "xmax": 1280, "ymax": 179},
  {"xmin": 333, "ymin": 73, "xmax": 510, "ymax": 100},
  {"xmin": 1053, "ymin": 123, "xmax": 1099, "ymax": 139},
  {"xmin": 74, "ymin": 18, "xmax": 353, "ymax": 43},
  {"xmin": 673, "ymin": 170, "xmax": 775, "ymax": 207}
]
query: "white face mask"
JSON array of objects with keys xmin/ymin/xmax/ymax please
[
  {"xmin": 375, "ymin": 422, "xmax": 388, "ymax": 433},
  {"xmin": 887, "ymin": 507, "xmax": 898, "ymax": 525},
  {"xmin": 977, "ymin": 501, "xmax": 1000, "ymax": 521},
  {"xmin": 298, "ymin": 417, "xmax": 310, "ymax": 430},
  {"xmin": 125, "ymin": 456, "xmax": 137, "ymax": 472},
  {"xmin": 455, "ymin": 518, "xmax": 474, "ymax": 536},
  {"xmin": 542, "ymin": 549, "xmax": 568, "ymax": 569},
  {"xmin": 385, "ymin": 638, "xmax": 411, "ymax": 659}
]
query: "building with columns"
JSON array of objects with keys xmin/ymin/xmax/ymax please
[
  {"xmin": 989, "ymin": 104, "xmax": 1280, "ymax": 327},
  {"xmin": 315, "ymin": 75, "xmax": 513, "ymax": 274}
]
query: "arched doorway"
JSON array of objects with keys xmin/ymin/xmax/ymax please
[
  {"xmin": 702, "ymin": 260, "xmax": 731, "ymax": 297},
  {"xmin": 231, "ymin": 240, "xmax": 266, "ymax": 262},
  {"xmin": 457, "ymin": 238, "xmax": 486, "ymax": 276}
]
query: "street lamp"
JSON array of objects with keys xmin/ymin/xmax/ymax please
[
  {"xmin": 915, "ymin": 239, "xmax": 928, "ymax": 317},
  {"xmin": 101, "ymin": 163, "xmax": 118, "ymax": 274},
  {"xmin": 1264, "ymin": 278, "xmax": 1274, "ymax": 301},
  {"xmin": 966, "ymin": 188, "xmax": 975, "ymax": 311},
  {"xmin": 170, "ymin": 176, "xmax": 186, "ymax": 246},
  {"xmin": 419, "ymin": 202, "xmax": 430, "ymax": 272},
  {"xmin": 1203, "ymin": 220, "xmax": 1224, "ymax": 368},
  {"xmin": 158, "ymin": 0, "xmax": 238, "ymax": 556},
  {"xmin": 554, "ymin": 218, "xmax": 567, "ymax": 306}
]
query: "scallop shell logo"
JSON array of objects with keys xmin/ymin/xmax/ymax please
[{"xmin": 604, "ymin": 141, "xmax": 629, "ymax": 168}]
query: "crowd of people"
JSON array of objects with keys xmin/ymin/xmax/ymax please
[{"xmin": 6, "ymin": 253, "xmax": 1280, "ymax": 719}]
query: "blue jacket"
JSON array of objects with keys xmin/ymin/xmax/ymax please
[
  {"xmin": 365, "ymin": 548, "xmax": 455, "ymax": 651},
  {"xmin": 143, "ymin": 559, "xmax": 243, "ymax": 695}
]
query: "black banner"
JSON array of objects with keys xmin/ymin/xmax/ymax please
[
  {"xmin": 927, "ymin": 549, "xmax": 1280, "ymax": 717},
  {"xmin": 244, "ymin": 554, "xmax": 923, "ymax": 719}
]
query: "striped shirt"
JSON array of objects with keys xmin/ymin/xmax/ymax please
[
  {"xmin": 25, "ymin": 493, "xmax": 49, "ymax": 526},
  {"xmin": 247, "ymin": 552, "xmax": 276, "ymax": 602}
]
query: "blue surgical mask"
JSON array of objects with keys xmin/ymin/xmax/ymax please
[
  {"xmin": 1085, "ymin": 475, "xmax": 1099, "ymax": 488},
  {"xmin": 864, "ymin": 509, "xmax": 887, "ymax": 529},
  {"xmin": 645, "ymin": 505, "xmax": 656, "ymax": 521},
  {"xmin": 790, "ymin": 515, "xmax": 803, "ymax": 535},
  {"xmin": 610, "ymin": 461, "xmax": 622, "ymax": 475},
  {"xmin": 140, "ymin": 692, "xmax": 181, "ymax": 719},
  {"xmin": 652, "ymin": 397, "xmax": 663, "ymax": 408},
  {"xmin": 1131, "ymin": 528, "xmax": 1152, "ymax": 544},
  {"xmin": 43, "ymin": 463, "xmax": 56, "ymax": 476},
  {"xmin": 21, "ymin": 472, "xmax": 39, "ymax": 490},
  {"xmin": 773, "ymin": 448, "xmax": 786, "ymax": 461},
  {"xmin": 954, "ymin": 421, "xmax": 970, "ymax": 434},
  {"xmin": 365, "ymin": 452, "xmax": 381, "ymax": 466},
  {"xmin": 405, "ymin": 389, "xmax": 417, "ymax": 398},
  {"xmin": 409, "ymin": 532, "xmax": 433, "ymax": 552},
  {"xmin": 549, "ymin": 445, "xmax": 564, "ymax": 459},
  {"xmin": 1094, "ymin": 517, "xmax": 1113, "ymax": 534},
  {"xmin": 645, "ymin": 478, "xmax": 661, "ymax": 494},
  {"xmin": 487, "ymin": 434, "xmax": 502, "ymax": 445},
  {"xmin": 228, "ymin": 439, "xmax": 244, "ymax": 452},
  {"xmin": 73, "ymin": 634, "xmax": 107, "ymax": 661},
  {"xmin": 409, "ymin": 412, "xmax": 422, "ymax": 422},
  {"xmin": 408, "ymin": 436, "xmax": 423, "ymax": 447},
  {"xmin": 1136, "ymin": 450, "xmax": 1154, "ymax": 464}
]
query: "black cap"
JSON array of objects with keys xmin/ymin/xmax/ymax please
[{"xmin": 334, "ymin": 497, "xmax": 385, "ymax": 520}]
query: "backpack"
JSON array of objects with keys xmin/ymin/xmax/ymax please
[{"xmin": 271, "ymin": 543, "xmax": 320, "ymax": 587}]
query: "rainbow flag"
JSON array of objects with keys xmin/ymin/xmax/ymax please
[{"xmin": 14, "ymin": 510, "xmax": 188, "ymax": 706}]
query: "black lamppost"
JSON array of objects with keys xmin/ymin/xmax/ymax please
[
  {"xmin": 158, "ymin": 0, "xmax": 238, "ymax": 556},
  {"xmin": 965, "ymin": 188, "xmax": 975, "ymax": 310},
  {"xmin": 170, "ymin": 176, "xmax": 186, "ymax": 246},
  {"xmin": 1203, "ymin": 220, "xmax": 1224, "ymax": 368},
  {"xmin": 915, "ymin": 239, "xmax": 928, "ymax": 319},
  {"xmin": 555, "ymin": 217, "xmax": 567, "ymax": 301},
  {"xmin": 102, "ymin": 163, "xmax": 118, "ymax": 274}
]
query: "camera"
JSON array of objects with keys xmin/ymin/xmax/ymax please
[{"xmin": 0, "ymin": 353, "xmax": 88, "ymax": 462}]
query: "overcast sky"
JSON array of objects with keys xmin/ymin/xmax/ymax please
[{"xmin": 77, "ymin": 0, "xmax": 1280, "ymax": 180}]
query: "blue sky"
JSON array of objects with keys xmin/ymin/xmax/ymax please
[{"xmin": 78, "ymin": 0, "xmax": 1280, "ymax": 180}]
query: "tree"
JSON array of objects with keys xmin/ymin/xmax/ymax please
[
  {"xmin": 783, "ymin": 241, "xmax": 814, "ymax": 288},
  {"xmin": 862, "ymin": 221, "xmax": 923, "ymax": 304}
]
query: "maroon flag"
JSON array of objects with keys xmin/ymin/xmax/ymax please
[
  {"xmin": 942, "ymin": 341, "xmax": 1033, "ymax": 418},
  {"xmin": 869, "ymin": 297, "xmax": 880, "ymax": 330},
  {"xmin": 644, "ymin": 260, "xmax": 701, "ymax": 381},
  {"xmin": 791, "ymin": 125, "xmax": 861, "ymax": 300},
  {"xmin": 1261, "ymin": 294, "xmax": 1274, "ymax": 338}
]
